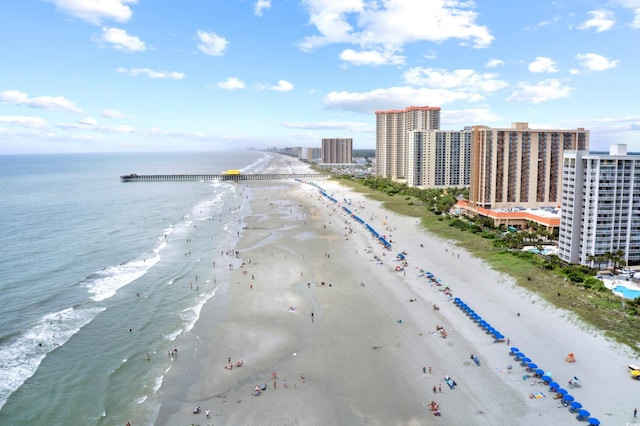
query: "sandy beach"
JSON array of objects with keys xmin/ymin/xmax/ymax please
[{"xmin": 155, "ymin": 155, "xmax": 639, "ymax": 426}]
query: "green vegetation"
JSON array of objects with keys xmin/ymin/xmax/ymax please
[{"xmin": 335, "ymin": 176, "xmax": 640, "ymax": 354}]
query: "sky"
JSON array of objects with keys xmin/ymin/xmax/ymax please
[{"xmin": 1, "ymin": 0, "xmax": 639, "ymax": 154}]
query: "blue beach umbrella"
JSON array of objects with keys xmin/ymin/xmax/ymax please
[
  {"xmin": 577, "ymin": 409, "xmax": 590, "ymax": 419},
  {"xmin": 541, "ymin": 375, "xmax": 552, "ymax": 383},
  {"xmin": 549, "ymin": 381, "xmax": 559, "ymax": 391},
  {"xmin": 570, "ymin": 401, "xmax": 582, "ymax": 411},
  {"xmin": 528, "ymin": 362, "xmax": 538, "ymax": 369},
  {"xmin": 563, "ymin": 394, "xmax": 574, "ymax": 403},
  {"xmin": 515, "ymin": 352, "xmax": 525, "ymax": 360},
  {"xmin": 454, "ymin": 297, "xmax": 460, "ymax": 303},
  {"xmin": 520, "ymin": 357, "xmax": 531, "ymax": 364},
  {"xmin": 587, "ymin": 418, "xmax": 600, "ymax": 425},
  {"xmin": 536, "ymin": 370, "xmax": 545, "ymax": 377},
  {"xmin": 556, "ymin": 388, "xmax": 568, "ymax": 395},
  {"xmin": 510, "ymin": 347, "xmax": 519, "ymax": 354}
]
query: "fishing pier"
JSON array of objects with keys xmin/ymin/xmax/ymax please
[{"xmin": 120, "ymin": 173, "xmax": 329, "ymax": 182}]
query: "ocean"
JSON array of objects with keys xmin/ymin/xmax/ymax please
[{"xmin": 0, "ymin": 151, "xmax": 269, "ymax": 425}]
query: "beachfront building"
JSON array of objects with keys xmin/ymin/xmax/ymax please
[
  {"xmin": 558, "ymin": 144, "xmax": 640, "ymax": 266},
  {"xmin": 300, "ymin": 147, "xmax": 321, "ymax": 162},
  {"xmin": 322, "ymin": 138, "xmax": 352, "ymax": 164},
  {"xmin": 469, "ymin": 122, "xmax": 589, "ymax": 210},
  {"xmin": 375, "ymin": 106, "xmax": 441, "ymax": 180},
  {"xmin": 406, "ymin": 128, "xmax": 472, "ymax": 188}
]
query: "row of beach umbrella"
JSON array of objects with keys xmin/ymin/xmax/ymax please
[
  {"xmin": 453, "ymin": 296, "xmax": 599, "ymax": 425},
  {"xmin": 328, "ymin": 191, "xmax": 391, "ymax": 249},
  {"xmin": 508, "ymin": 346, "xmax": 600, "ymax": 424},
  {"xmin": 453, "ymin": 297, "xmax": 505, "ymax": 341}
]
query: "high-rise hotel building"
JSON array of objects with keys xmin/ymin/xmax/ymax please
[
  {"xmin": 469, "ymin": 122, "xmax": 589, "ymax": 210},
  {"xmin": 406, "ymin": 128, "xmax": 472, "ymax": 188},
  {"xmin": 375, "ymin": 106, "xmax": 441, "ymax": 179},
  {"xmin": 321, "ymin": 138, "xmax": 353, "ymax": 164},
  {"xmin": 559, "ymin": 144, "xmax": 640, "ymax": 266}
]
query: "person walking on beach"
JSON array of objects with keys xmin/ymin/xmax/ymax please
[
  {"xmin": 423, "ymin": 366, "xmax": 426, "ymax": 374},
  {"xmin": 635, "ymin": 407, "xmax": 637, "ymax": 418}
]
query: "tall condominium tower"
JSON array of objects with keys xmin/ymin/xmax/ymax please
[
  {"xmin": 559, "ymin": 144, "xmax": 640, "ymax": 266},
  {"xmin": 321, "ymin": 138, "xmax": 352, "ymax": 164},
  {"xmin": 406, "ymin": 128, "xmax": 472, "ymax": 188},
  {"xmin": 375, "ymin": 106, "xmax": 441, "ymax": 179},
  {"xmin": 469, "ymin": 122, "xmax": 589, "ymax": 210}
]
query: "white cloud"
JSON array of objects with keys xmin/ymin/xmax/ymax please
[
  {"xmin": 196, "ymin": 31, "xmax": 229, "ymax": 56},
  {"xmin": 282, "ymin": 120, "xmax": 370, "ymax": 132},
  {"xmin": 576, "ymin": 53, "xmax": 619, "ymax": 71},
  {"xmin": 507, "ymin": 79, "xmax": 573, "ymax": 103},
  {"xmin": 101, "ymin": 109, "xmax": 125, "ymax": 118},
  {"xmin": 0, "ymin": 115, "xmax": 48, "ymax": 128},
  {"xmin": 485, "ymin": 58, "xmax": 504, "ymax": 68},
  {"xmin": 217, "ymin": 77, "xmax": 246, "ymax": 90},
  {"xmin": 299, "ymin": 0, "xmax": 493, "ymax": 56},
  {"xmin": 339, "ymin": 49, "xmax": 405, "ymax": 66},
  {"xmin": 538, "ymin": 15, "xmax": 562, "ymax": 27},
  {"xmin": 441, "ymin": 108, "xmax": 502, "ymax": 125},
  {"xmin": 0, "ymin": 90, "xmax": 82, "ymax": 113},
  {"xmin": 633, "ymin": 9, "xmax": 640, "ymax": 28},
  {"xmin": 98, "ymin": 27, "xmax": 146, "ymax": 52},
  {"xmin": 323, "ymin": 86, "xmax": 484, "ymax": 115},
  {"xmin": 403, "ymin": 68, "xmax": 508, "ymax": 92},
  {"xmin": 106, "ymin": 125, "xmax": 136, "ymax": 133},
  {"xmin": 79, "ymin": 117, "xmax": 98, "ymax": 126},
  {"xmin": 117, "ymin": 67, "xmax": 185, "ymax": 79},
  {"xmin": 58, "ymin": 120, "xmax": 137, "ymax": 133},
  {"xmin": 254, "ymin": 0, "xmax": 271, "ymax": 16},
  {"xmin": 578, "ymin": 10, "xmax": 615, "ymax": 32},
  {"xmin": 50, "ymin": 0, "xmax": 137, "ymax": 25},
  {"xmin": 528, "ymin": 56, "xmax": 558, "ymax": 73},
  {"xmin": 265, "ymin": 80, "xmax": 294, "ymax": 92}
]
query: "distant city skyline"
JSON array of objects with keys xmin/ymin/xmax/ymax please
[{"xmin": 1, "ymin": 1, "xmax": 639, "ymax": 154}]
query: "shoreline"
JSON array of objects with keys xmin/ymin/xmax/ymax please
[{"xmin": 155, "ymin": 155, "xmax": 639, "ymax": 425}]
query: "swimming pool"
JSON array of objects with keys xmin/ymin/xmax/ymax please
[
  {"xmin": 527, "ymin": 248, "xmax": 552, "ymax": 255},
  {"xmin": 612, "ymin": 285, "xmax": 640, "ymax": 300}
]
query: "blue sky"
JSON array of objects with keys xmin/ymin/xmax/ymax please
[{"xmin": 1, "ymin": 0, "xmax": 639, "ymax": 154}]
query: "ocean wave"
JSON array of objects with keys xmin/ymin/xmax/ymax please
[
  {"xmin": 86, "ymin": 255, "xmax": 160, "ymax": 302},
  {"xmin": 181, "ymin": 285, "xmax": 220, "ymax": 333},
  {"xmin": 0, "ymin": 306, "xmax": 104, "ymax": 411}
]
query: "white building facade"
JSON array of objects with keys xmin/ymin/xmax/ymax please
[
  {"xmin": 406, "ymin": 128, "xmax": 472, "ymax": 188},
  {"xmin": 558, "ymin": 144, "xmax": 640, "ymax": 266}
]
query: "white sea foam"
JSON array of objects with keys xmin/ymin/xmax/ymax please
[
  {"xmin": 163, "ymin": 329, "xmax": 182, "ymax": 342},
  {"xmin": 87, "ymin": 253, "xmax": 160, "ymax": 302},
  {"xmin": 181, "ymin": 285, "xmax": 219, "ymax": 333},
  {"xmin": 0, "ymin": 306, "xmax": 104, "ymax": 411},
  {"xmin": 153, "ymin": 375, "xmax": 163, "ymax": 393}
]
